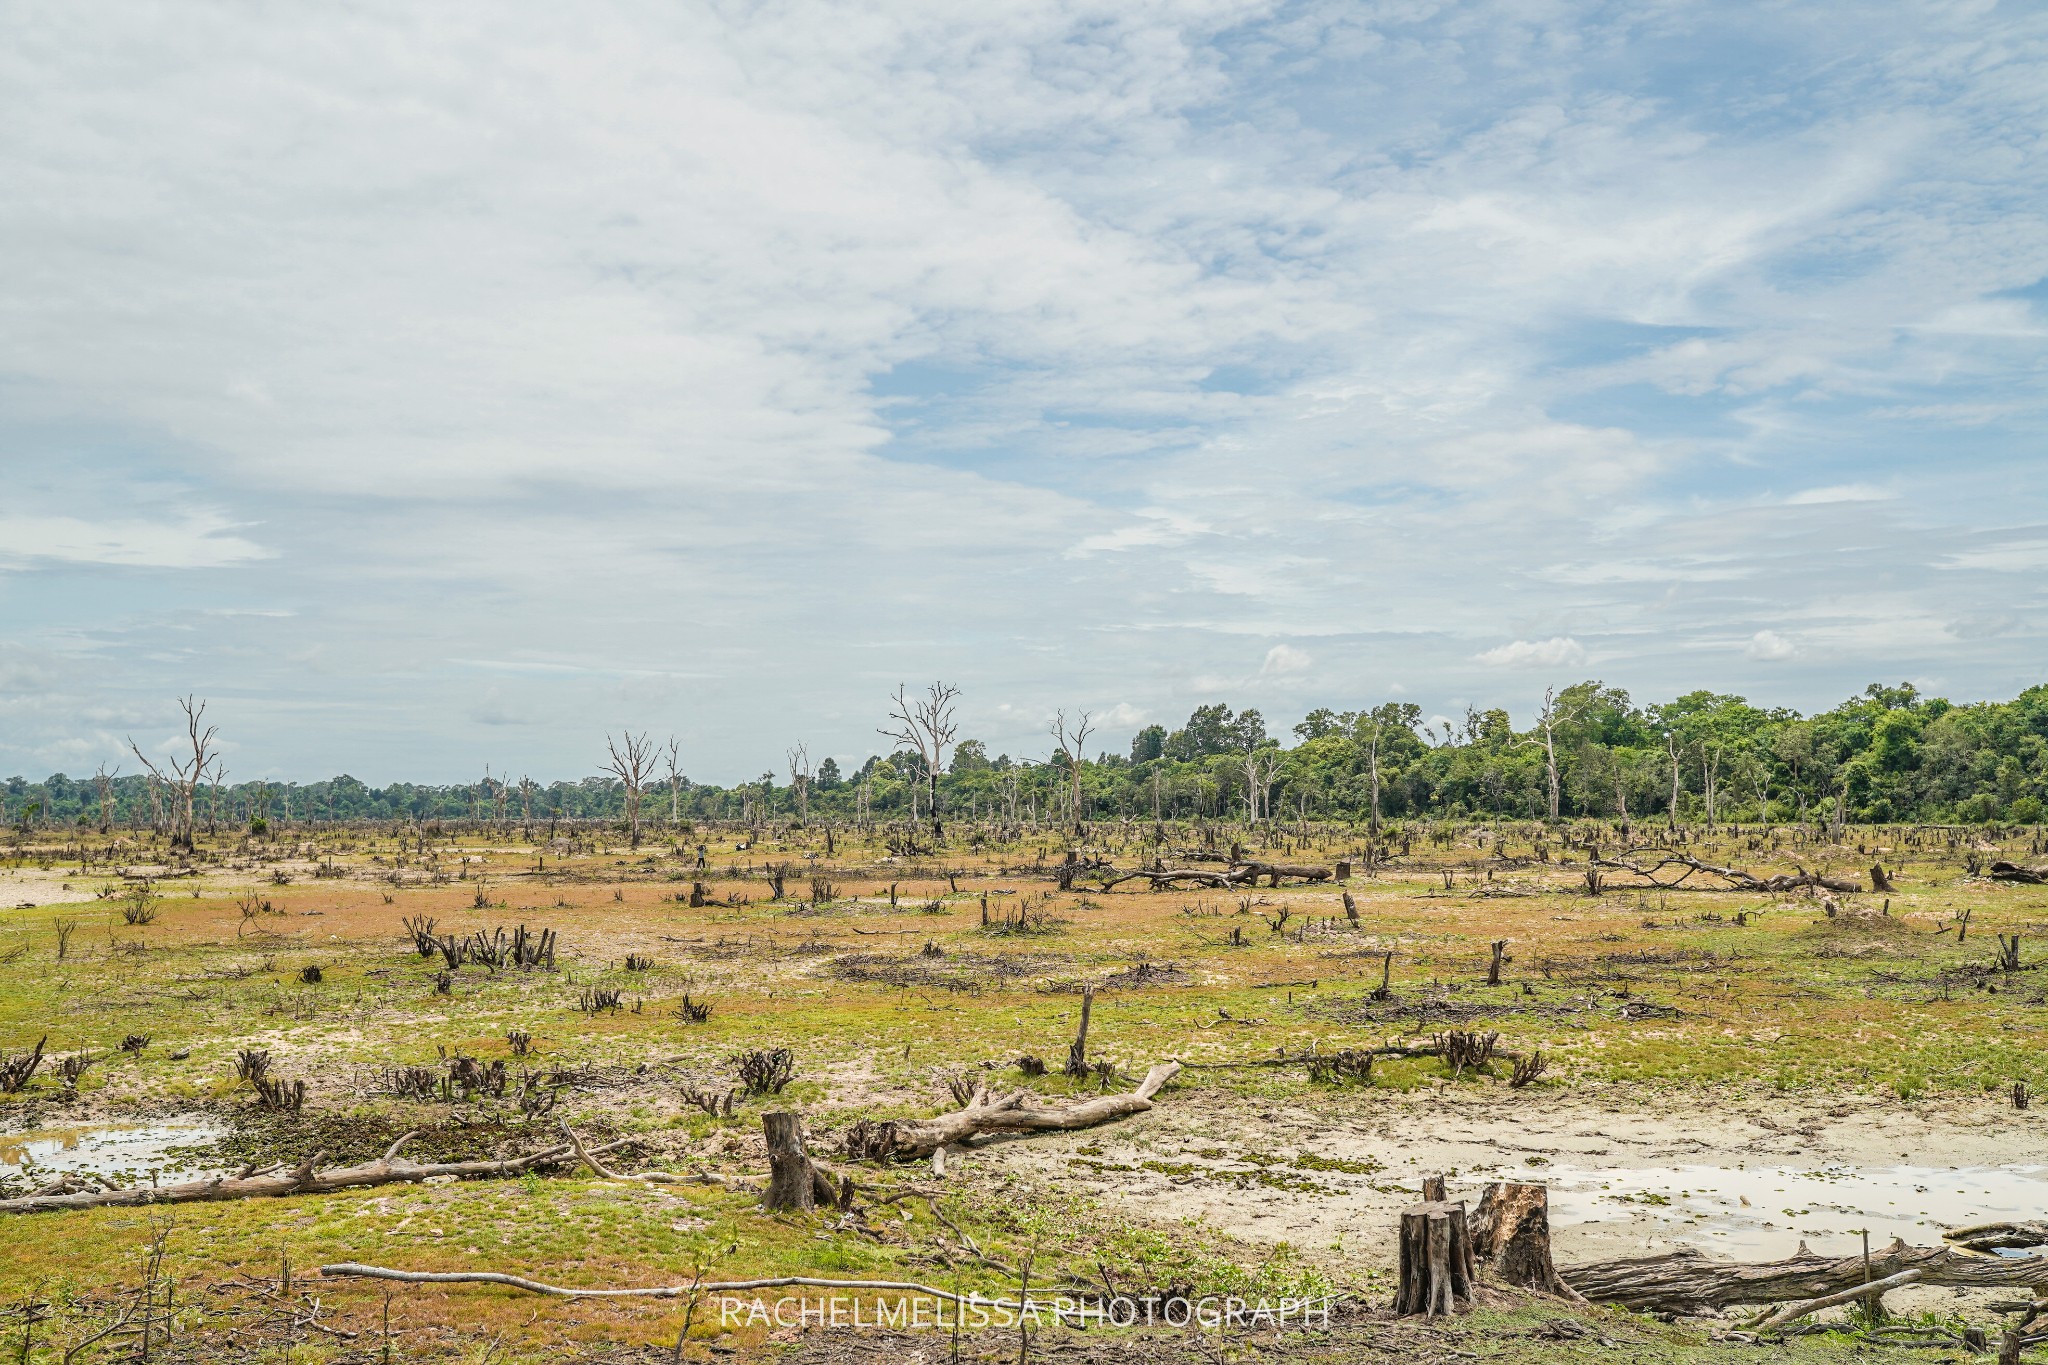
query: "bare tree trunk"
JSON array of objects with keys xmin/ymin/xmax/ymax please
[
  {"xmin": 761, "ymin": 1113, "xmax": 837, "ymax": 1212},
  {"xmin": 1471, "ymin": 1183, "xmax": 1584, "ymax": 1300},
  {"xmin": 1064, "ymin": 986, "xmax": 1095, "ymax": 1078}
]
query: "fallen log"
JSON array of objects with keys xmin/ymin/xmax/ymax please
[
  {"xmin": 1231, "ymin": 861, "xmax": 1335, "ymax": 886},
  {"xmin": 320, "ymin": 1263, "xmax": 1031, "ymax": 1307},
  {"xmin": 1562, "ymin": 1239, "xmax": 2048, "ymax": 1313},
  {"xmin": 1592, "ymin": 853, "xmax": 1860, "ymax": 895},
  {"xmin": 1946, "ymin": 1220, "xmax": 2048, "ymax": 1253},
  {"xmin": 0, "ymin": 1132, "xmax": 635, "ymax": 1216},
  {"xmin": 1990, "ymin": 862, "xmax": 2048, "ymax": 885},
  {"xmin": 843, "ymin": 1062, "xmax": 1181, "ymax": 1162}
]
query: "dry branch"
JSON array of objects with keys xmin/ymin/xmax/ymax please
[
  {"xmin": 844, "ymin": 1062, "xmax": 1181, "ymax": 1162},
  {"xmin": 319, "ymin": 1263, "xmax": 1030, "ymax": 1307},
  {"xmin": 0, "ymin": 1134, "xmax": 633, "ymax": 1216}
]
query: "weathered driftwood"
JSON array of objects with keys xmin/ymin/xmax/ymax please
[
  {"xmin": 1593, "ymin": 852, "xmax": 1861, "ymax": 894},
  {"xmin": 1471, "ymin": 1182, "xmax": 1585, "ymax": 1301},
  {"xmin": 843, "ymin": 1062, "xmax": 1181, "ymax": 1162},
  {"xmin": 1394, "ymin": 1200, "xmax": 1474, "ymax": 1317},
  {"xmin": 1562, "ymin": 1239, "xmax": 2048, "ymax": 1312},
  {"xmin": 0, "ymin": 1132, "xmax": 633, "ymax": 1216}
]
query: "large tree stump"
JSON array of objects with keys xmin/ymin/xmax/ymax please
[
  {"xmin": 761, "ymin": 1113, "xmax": 837, "ymax": 1212},
  {"xmin": 1471, "ymin": 1182, "xmax": 1585, "ymax": 1301},
  {"xmin": 1395, "ymin": 1201, "xmax": 1474, "ymax": 1317}
]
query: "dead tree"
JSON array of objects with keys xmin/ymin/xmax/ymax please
[
  {"xmin": 842, "ymin": 1062, "xmax": 1181, "ymax": 1162},
  {"xmin": 127, "ymin": 695, "xmax": 218, "ymax": 852},
  {"xmin": 664, "ymin": 739, "xmax": 685, "ymax": 828},
  {"xmin": 1048, "ymin": 710, "xmax": 1094, "ymax": 828},
  {"xmin": 93, "ymin": 763, "xmax": 118, "ymax": 835},
  {"xmin": 602, "ymin": 730, "xmax": 656, "ymax": 847},
  {"xmin": 1064, "ymin": 986, "xmax": 1095, "ymax": 1078},
  {"xmin": 1239, "ymin": 748, "xmax": 1282, "ymax": 825},
  {"xmin": 1471, "ymin": 1183, "xmax": 1584, "ymax": 1300},
  {"xmin": 786, "ymin": 744, "xmax": 812, "ymax": 822},
  {"xmin": 1512, "ymin": 688, "xmax": 1575, "ymax": 823},
  {"xmin": 881, "ymin": 682, "xmax": 960, "ymax": 838}
]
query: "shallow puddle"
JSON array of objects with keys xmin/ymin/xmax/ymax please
[
  {"xmin": 1542, "ymin": 1162, "xmax": 2048, "ymax": 1259},
  {"xmin": 0, "ymin": 1118, "xmax": 231, "ymax": 1186}
]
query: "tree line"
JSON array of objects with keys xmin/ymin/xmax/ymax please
[{"xmin": 7, "ymin": 680, "xmax": 2046, "ymax": 836}]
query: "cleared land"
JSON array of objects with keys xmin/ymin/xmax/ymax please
[{"xmin": 0, "ymin": 819, "xmax": 2043, "ymax": 1362}]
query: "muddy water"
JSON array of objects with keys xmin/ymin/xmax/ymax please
[
  {"xmin": 0, "ymin": 1117, "xmax": 230, "ymax": 1186},
  {"xmin": 1542, "ymin": 1161, "xmax": 2048, "ymax": 1259}
]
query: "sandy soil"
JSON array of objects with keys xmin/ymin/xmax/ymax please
[
  {"xmin": 983, "ymin": 1083, "xmax": 2047, "ymax": 1271},
  {"xmin": 0, "ymin": 867, "xmax": 108, "ymax": 907}
]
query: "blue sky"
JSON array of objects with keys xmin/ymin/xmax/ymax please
[{"xmin": 1, "ymin": 0, "xmax": 2044, "ymax": 784}]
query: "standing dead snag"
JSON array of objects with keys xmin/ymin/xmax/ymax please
[
  {"xmin": 1064, "ymin": 986, "xmax": 1095, "ymax": 1078},
  {"xmin": 126, "ymin": 695, "xmax": 219, "ymax": 853},
  {"xmin": 602, "ymin": 731, "xmax": 657, "ymax": 848},
  {"xmin": 1048, "ymin": 710, "xmax": 1094, "ymax": 828},
  {"xmin": 1471, "ymin": 1183, "xmax": 1584, "ymax": 1301},
  {"xmin": 879, "ymin": 681, "xmax": 960, "ymax": 838},
  {"xmin": 842, "ymin": 1062, "xmax": 1182, "ymax": 1162}
]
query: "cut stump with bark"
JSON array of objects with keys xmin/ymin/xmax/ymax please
[
  {"xmin": 1471, "ymin": 1182, "xmax": 1586, "ymax": 1302},
  {"xmin": 761, "ymin": 1112, "xmax": 838, "ymax": 1212},
  {"xmin": 1395, "ymin": 1201, "xmax": 1474, "ymax": 1318}
]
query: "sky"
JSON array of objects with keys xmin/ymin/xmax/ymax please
[{"xmin": 2, "ymin": 0, "xmax": 2045, "ymax": 785}]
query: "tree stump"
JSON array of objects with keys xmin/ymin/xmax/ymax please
[
  {"xmin": 1395, "ymin": 1201, "xmax": 1474, "ymax": 1317},
  {"xmin": 1471, "ymin": 1182, "xmax": 1585, "ymax": 1301},
  {"xmin": 1064, "ymin": 985, "xmax": 1095, "ymax": 1078},
  {"xmin": 761, "ymin": 1112, "xmax": 837, "ymax": 1212}
]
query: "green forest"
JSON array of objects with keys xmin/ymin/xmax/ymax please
[{"xmin": 8, "ymin": 680, "xmax": 2047, "ymax": 834}]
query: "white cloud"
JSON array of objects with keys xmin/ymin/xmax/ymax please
[
  {"xmin": 1260, "ymin": 644, "xmax": 1313, "ymax": 676},
  {"xmin": 1782, "ymin": 484, "xmax": 1895, "ymax": 506},
  {"xmin": 1938, "ymin": 542, "xmax": 2048, "ymax": 572},
  {"xmin": 1745, "ymin": 630, "xmax": 1798, "ymax": 661},
  {"xmin": 1474, "ymin": 637, "xmax": 1587, "ymax": 669},
  {"xmin": 0, "ymin": 513, "xmax": 266, "ymax": 570},
  {"xmin": 1100, "ymin": 701, "xmax": 1147, "ymax": 730},
  {"xmin": 0, "ymin": 1, "xmax": 2043, "ymax": 777}
]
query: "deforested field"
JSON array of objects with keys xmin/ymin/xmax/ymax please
[{"xmin": 1, "ymin": 811, "xmax": 2045, "ymax": 1363}]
